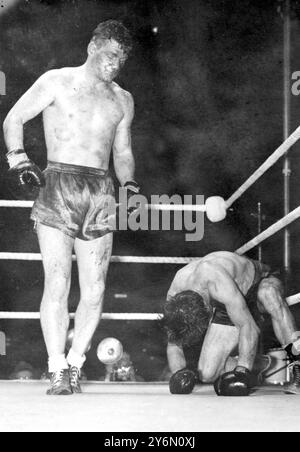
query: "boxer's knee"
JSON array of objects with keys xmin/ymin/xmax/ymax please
[
  {"xmin": 198, "ymin": 363, "xmax": 220, "ymax": 383},
  {"xmin": 80, "ymin": 280, "xmax": 105, "ymax": 309},
  {"xmin": 43, "ymin": 273, "xmax": 71, "ymax": 304}
]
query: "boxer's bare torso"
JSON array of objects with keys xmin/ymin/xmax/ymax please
[
  {"xmin": 167, "ymin": 251, "xmax": 270, "ymax": 307},
  {"xmin": 4, "ymin": 39, "xmax": 133, "ymax": 174},
  {"xmin": 43, "ymin": 67, "xmax": 131, "ymax": 168}
]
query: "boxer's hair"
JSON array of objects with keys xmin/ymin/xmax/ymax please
[
  {"xmin": 92, "ymin": 20, "xmax": 133, "ymax": 56},
  {"xmin": 163, "ymin": 291, "xmax": 210, "ymax": 347}
]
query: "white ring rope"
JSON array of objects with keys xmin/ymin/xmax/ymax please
[
  {"xmin": 0, "ymin": 200, "xmax": 33, "ymax": 208},
  {"xmin": 0, "ymin": 200, "xmax": 208, "ymax": 211},
  {"xmin": 0, "ymin": 253, "xmax": 199, "ymax": 264},
  {"xmin": 0, "ymin": 292, "xmax": 298, "ymax": 320},
  {"xmin": 226, "ymin": 126, "xmax": 300, "ymax": 207},
  {"xmin": 0, "ymin": 312, "xmax": 161, "ymax": 320},
  {"xmin": 145, "ymin": 203, "xmax": 206, "ymax": 212},
  {"xmin": 236, "ymin": 205, "xmax": 300, "ymax": 255}
]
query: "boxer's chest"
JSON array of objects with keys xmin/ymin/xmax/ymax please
[{"xmin": 55, "ymin": 83, "xmax": 124, "ymax": 128}]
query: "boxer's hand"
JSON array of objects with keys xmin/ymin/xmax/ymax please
[
  {"xmin": 214, "ymin": 366, "xmax": 252, "ymax": 397},
  {"xmin": 124, "ymin": 180, "xmax": 140, "ymax": 215},
  {"xmin": 169, "ymin": 368, "xmax": 198, "ymax": 395},
  {"xmin": 6, "ymin": 149, "xmax": 45, "ymax": 188}
]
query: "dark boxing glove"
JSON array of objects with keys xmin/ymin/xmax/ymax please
[
  {"xmin": 6, "ymin": 149, "xmax": 45, "ymax": 188},
  {"xmin": 124, "ymin": 180, "xmax": 140, "ymax": 215},
  {"xmin": 169, "ymin": 368, "xmax": 197, "ymax": 395},
  {"xmin": 214, "ymin": 366, "xmax": 252, "ymax": 397}
]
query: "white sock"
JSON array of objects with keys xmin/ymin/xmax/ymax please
[
  {"xmin": 48, "ymin": 354, "xmax": 69, "ymax": 373},
  {"xmin": 67, "ymin": 348, "xmax": 86, "ymax": 369}
]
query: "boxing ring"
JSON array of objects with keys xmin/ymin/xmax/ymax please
[{"xmin": 1, "ymin": 127, "xmax": 300, "ymax": 432}]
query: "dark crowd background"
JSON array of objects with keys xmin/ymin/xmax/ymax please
[{"xmin": 0, "ymin": 0, "xmax": 300, "ymax": 380}]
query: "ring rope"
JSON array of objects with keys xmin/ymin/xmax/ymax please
[
  {"xmin": 236, "ymin": 205, "xmax": 300, "ymax": 255},
  {"xmin": 0, "ymin": 312, "xmax": 161, "ymax": 320},
  {"xmin": 226, "ymin": 126, "xmax": 300, "ymax": 208},
  {"xmin": 0, "ymin": 201, "xmax": 207, "ymax": 211},
  {"xmin": 144, "ymin": 203, "xmax": 206, "ymax": 212},
  {"xmin": 0, "ymin": 291, "xmax": 299, "ymax": 320},
  {"xmin": 0, "ymin": 253, "xmax": 198, "ymax": 264},
  {"xmin": 0, "ymin": 200, "xmax": 208, "ymax": 211},
  {"xmin": 0, "ymin": 200, "xmax": 33, "ymax": 208}
]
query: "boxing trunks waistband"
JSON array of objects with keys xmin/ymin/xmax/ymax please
[{"xmin": 46, "ymin": 160, "xmax": 109, "ymax": 177}]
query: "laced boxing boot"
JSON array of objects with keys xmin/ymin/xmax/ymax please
[
  {"xmin": 285, "ymin": 343, "xmax": 300, "ymax": 395},
  {"xmin": 47, "ymin": 369, "xmax": 72, "ymax": 396},
  {"xmin": 69, "ymin": 366, "xmax": 82, "ymax": 394}
]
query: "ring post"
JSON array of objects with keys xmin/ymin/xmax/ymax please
[{"xmin": 283, "ymin": 0, "xmax": 292, "ymax": 288}]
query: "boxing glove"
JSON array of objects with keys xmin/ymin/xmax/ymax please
[
  {"xmin": 124, "ymin": 180, "xmax": 140, "ymax": 215},
  {"xmin": 214, "ymin": 366, "xmax": 252, "ymax": 397},
  {"xmin": 169, "ymin": 368, "xmax": 198, "ymax": 395},
  {"xmin": 6, "ymin": 149, "xmax": 45, "ymax": 187}
]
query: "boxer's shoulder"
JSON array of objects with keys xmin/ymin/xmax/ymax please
[
  {"xmin": 39, "ymin": 67, "xmax": 70, "ymax": 82},
  {"xmin": 111, "ymin": 81, "xmax": 131, "ymax": 97},
  {"xmin": 35, "ymin": 67, "xmax": 75, "ymax": 93},
  {"xmin": 111, "ymin": 82, "xmax": 133, "ymax": 101},
  {"xmin": 169, "ymin": 262, "xmax": 202, "ymax": 294},
  {"xmin": 112, "ymin": 83, "xmax": 133, "ymax": 107}
]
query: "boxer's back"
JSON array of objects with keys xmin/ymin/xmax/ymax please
[{"xmin": 168, "ymin": 251, "xmax": 270, "ymax": 300}]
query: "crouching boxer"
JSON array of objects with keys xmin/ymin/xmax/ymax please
[{"xmin": 163, "ymin": 251, "xmax": 300, "ymax": 396}]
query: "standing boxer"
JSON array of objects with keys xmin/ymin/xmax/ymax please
[{"xmin": 3, "ymin": 20, "xmax": 140, "ymax": 395}]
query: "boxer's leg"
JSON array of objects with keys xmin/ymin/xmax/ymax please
[
  {"xmin": 67, "ymin": 233, "xmax": 112, "ymax": 392},
  {"xmin": 38, "ymin": 223, "xmax": 74, "ymax": 395},
  {"xmin": 257, "ymin": 276, "xmax": 300, "ymax": 394},
  {"xmin": 38, "ymin": 223, "xmax": 74, "ymax": 359},
  {"xmin": 71, "ymin": 232, "xmax": 113, "ymax": 358},
  {"xmin": 257, "ymin": 276, "xmax": 296, "ymax": 345},
  {"xmin": 198, "ymin": 323, "xmax": 239, "ymax": 383}
]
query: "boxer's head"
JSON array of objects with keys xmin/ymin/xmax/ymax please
[
  {"xmin": 88, "ymin": 20, "xmax": 132, "ymax": 82},
  {"xmin": 163, "ymin": 291, "xmax": 210, "ymax": 347}
]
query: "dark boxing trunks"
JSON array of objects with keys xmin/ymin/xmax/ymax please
[
  {"xmin": 31, "ymin": 161, "xmax": 115, "ymax": 240},
  {"xmin": 211, "ymin": 260, "xmax": 281, "ymax": 327}
]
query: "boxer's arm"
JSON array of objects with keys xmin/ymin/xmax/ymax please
[
  {"xmin": 167, "ymin": 342, "xmax": 187, "ymax": 373},
  {"xmin": 206, "ymin": 265, "xmax": 260, "ymax": 371},
  {"xmin": 113, "ymin": 92, "xmax": 135, "ymax": 186},
  {"xmin": 3, "ymin": 71, "xmax": 56, "ymax": 152}
]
